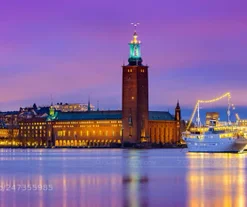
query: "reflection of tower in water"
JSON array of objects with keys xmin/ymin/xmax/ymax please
[
  {"xmin": 186, "ymin": 153, "xmax": 246, "ymax": 207},
  {"xmin": 122, "ymin": 151, "xmax": 149, "ymax": 207}
]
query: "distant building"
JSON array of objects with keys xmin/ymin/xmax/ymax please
[
  {"xmin": 0, "ymin": 111, "xmax": 19, "ymax": 128},
  {"xmin": 238, "ymin": 120, "xmax": 247, "ymax": 126},
  {"xmin": 19, "ymin": 117, "xmax": 49, "ymax": 147},
  {"xmin": 53, "ymin": 103, "xmax": 95, "ymax": 112},
  {"xmin": 19, "ymin": 106, "xmax": 50, "ymax": 119},
  {"xmin": 205, "ymin": 112, "xmax": 219, "ymax": 126},
  {"xmin": 0, "ymin": 105, "xmax": 50, "ymax": 147}
]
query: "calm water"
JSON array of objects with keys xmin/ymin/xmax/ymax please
[{"xmin": 0, "ymin": 148, "xmax": 246, "ymax": 207}]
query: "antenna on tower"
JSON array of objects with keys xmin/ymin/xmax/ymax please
[
  {"xmin": 131, "ymin": 22, "xmax": 140, "ymax": 32},
  {"xmin": 97, "ymin": 100, "xmax": 99, "ymax": 111},
  {"xmin": 88, "ymin": 95, "xmax": 91, "ymax": 112},
  {"xmin": 50, "ymin": 94, "xmax": 53, "ymax": 106}
]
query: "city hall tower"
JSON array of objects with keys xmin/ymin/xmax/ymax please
[{"xmin": 122, "ymin": 25, "xmax": 149, "ymax": 144}]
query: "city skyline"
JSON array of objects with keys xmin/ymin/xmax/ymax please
[
  {"xmin": 1, "ymin": 2, "xmax": 247, "ymax": 207},
  {"xmin": 0, "ymin": 0, "xmax": 247, "ymax": 111}
]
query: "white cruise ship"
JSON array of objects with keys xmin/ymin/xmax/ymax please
[
  {"xmin": 183, "ymin": 127, "xmax": 247, "ymax": 153},
  {"xmin": 184, "ymin": 92, "xmax": 247, "ymax": 153}
]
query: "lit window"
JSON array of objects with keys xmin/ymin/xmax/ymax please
[{"xmin": 57, "ymin": 131, "xmax": 63, "ymax": 137}]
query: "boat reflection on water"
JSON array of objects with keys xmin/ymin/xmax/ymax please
[{"xmin": 186, "ymin": 153, "xmax": 246, "ymax": 207}]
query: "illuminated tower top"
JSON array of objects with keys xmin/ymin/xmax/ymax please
[{"xmin": 128, "ymin": 23, "xmax": 143, "ymax": 66}]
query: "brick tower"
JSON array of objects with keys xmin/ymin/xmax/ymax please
[
  {"xmin": 175, "ymin": 100, "xmax": 181, "ymax": 142},
  {"xmin": 122, "ymin": 25, "xmax": 149, "ymax": 144}
]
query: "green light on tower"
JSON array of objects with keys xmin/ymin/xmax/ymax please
[
  {"xmin": 129, "ymin": 33, "xmax": 141, "ymax": 59},
  {"xmin": 49, "ymin": 106, "xmax": 55, "ymax": 117},
  {"xmin": 128, "ymin": 22, "xmax": 143, "ymax": 65}
]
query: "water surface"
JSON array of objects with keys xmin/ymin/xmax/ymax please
[{"xmin": 0, "ymin": 149, "xmax": 246, "ymax": 207}]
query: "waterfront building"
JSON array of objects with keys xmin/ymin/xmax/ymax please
[
  {"xmin": 19, "ymin": 117, "xmax": 49, "ymax": 147},
  {"xmin": 0, "ymin": 128, "xmax": 19, "ymax": 146},
  {"xmin": 11, "ymin": 28, "xmax": 182, "ymax": 148}
]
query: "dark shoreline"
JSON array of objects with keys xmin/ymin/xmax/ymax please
[{"xmin": 0, "ymin": 144, "xmax": 188, "ymax": 149}]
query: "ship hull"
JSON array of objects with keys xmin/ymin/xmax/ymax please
[{"xmin": 184, "ymin": 138, "xmax": 247, "ymax": 153}]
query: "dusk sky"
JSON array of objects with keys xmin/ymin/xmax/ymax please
[{"xmin": 1, "ymin": 0, "xmax": 247, "ymax": 115}]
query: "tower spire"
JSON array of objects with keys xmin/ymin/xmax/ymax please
[
  {"xmin": 97, "ymin": 100, "xmax": 99, "ymax": 111},
  {"xmin": 130, "ymin": 22, "xmax": 140, "ymax": 44},
  {"xmin": 88, "ymin": 95, "xmax": 91, "ymax": 112},
  {"xmin": 128, "ymin": 22, "xmax": 142, "ymax": 66},
  {"xmin": 50, "ymin": 94, "xmax": 53, "ymax": 106}
]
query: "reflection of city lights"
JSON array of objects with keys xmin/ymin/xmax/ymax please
[{"xmin": 187, "ymin": 153, "xmax": 246, "ymax": 207}]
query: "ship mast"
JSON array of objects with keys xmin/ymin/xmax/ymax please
[
  {"xmin": 227, "ymin": 94, "xmax": 231, "ymax": 125},
  {"xmin": 196, "ymin": 102, "xmax": 201, "ymax": 127},
  {"xmin": 187, "ymin": 92, "xmax": 231, "ymax": 130}
]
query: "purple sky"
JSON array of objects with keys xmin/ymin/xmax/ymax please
[{"xmin": 0, "ymin": 0, "xmax": 247, "ymax": 112}]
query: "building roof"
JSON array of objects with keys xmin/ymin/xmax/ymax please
[
  {"xmin": 149, "ymin": 111, "xmax": 175, "ymax": 121},
  {"xmin": 0, "ymin": 111, "xmax": 19, "ymax": 116},
  {"xmin": 52, "ymin": 110, "xmax": 122, "ymax": 121},
  {"xmin": 47, "ymin": 110, "xmax": 175, "ymax": 121}
]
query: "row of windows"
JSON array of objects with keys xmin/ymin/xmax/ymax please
[
  {"xmin": 55, "ymin": 139, "xmax": 121, "ymax": 146},
  {"xmin": 150, "ymin": 128, "xmax": 176, "ymax": 139},
  {"xmin": 127, "ymin": 69, "xmax": 145, "ymax": 73},
  {"xmin": 21, "ymin": 131, "xmax": 51, "ymax": 138},
  {"xmin": 20, "ymin": 122, "xmax": 46, "ymax": 126},
  {"xmin": 21, "ymin": 126, "xmax": 45, "ymax": 130},
  {"xmin": 21, "ymin": 134, "xmax": 46, "ymax": 138},
  {"xmin": 56, "ymin": 130, "xmax": 122, "ymax": 137},
  {"xmin": 53, "ymin": 124, "xmax": 122, "ymax": 129},
  {"xmin": 55, "ymin": 121, "xmax": 121, "ymax": 125},
  {"xmin": 20, "ymin": 130, "xmax": 46, "ymax": 134}
]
